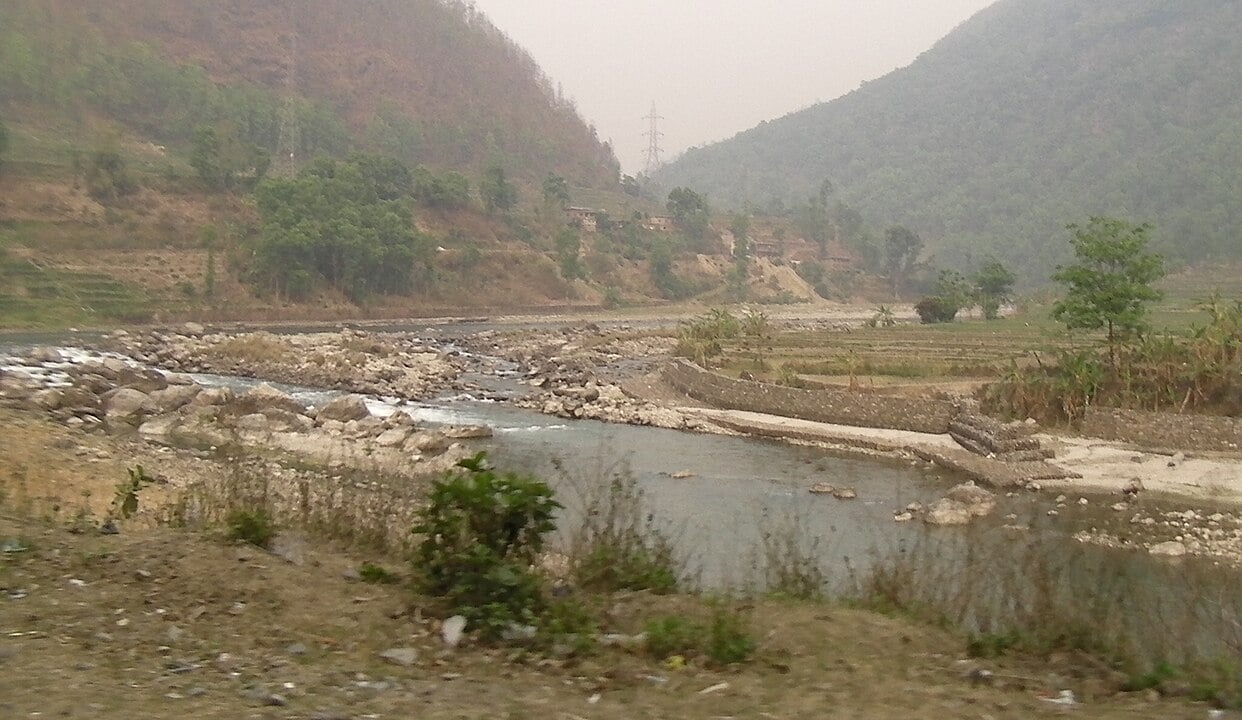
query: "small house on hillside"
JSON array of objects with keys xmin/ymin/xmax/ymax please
[
  {"xmin": 564, "ymin": 207, "xmax": 600, "ymax": 233},
  {"xmin": 641, "ymin": 215, "xmax": 675, "ymax": 232}
]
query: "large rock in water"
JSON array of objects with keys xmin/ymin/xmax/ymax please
[
  {"xmin": 945, "ymin": 481, "xmax": 996, "ymax": 517},
  {"xmin": 237, "ymin": 384, "xmax": 307, "ymax": 415},
  {"xmin": 316, "ymin": 394, "xmax": 370, "ymax": 423},
  {"xmin": 924, "ymin": 498, "xmax": 972, "ymax": 526}
]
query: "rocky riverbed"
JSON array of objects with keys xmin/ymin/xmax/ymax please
[{"xmin": 8, "ymin": 318, "xmax": 1242, "ymax": 566}]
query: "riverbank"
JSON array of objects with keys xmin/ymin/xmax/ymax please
[{"xmin": 0, "ymin": 410, "xmax": 1217, "ymax": 719}]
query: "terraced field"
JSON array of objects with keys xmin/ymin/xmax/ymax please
[{"xmin": 0, "ymin": 251, "xmax": 158, "ymax": 327}]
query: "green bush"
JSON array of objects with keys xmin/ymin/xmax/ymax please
[
  {"xmin": 411, "ymin": 453, "xmax": 562, "ymax": 639},
  {"xmin": 644, "ymin": 615, "xmax": 702, "ymax": 660},
  {"xmin": 914, "ymin": 295, "xmax": 960, "ymax": 324},
  {"xmin": 226, "ymin": 509, "xmax": 275, "ymax": 548},
  {"xmin": 643, "ymin": 605, "xmax": 756, "ymax": 666},
  {"xmin": 359, "ymin": 562, "xmax": 401, "ymax": 585},
  {"xmin": 705, "ymin": 605, "xmax": 757, "ymax": 665}
]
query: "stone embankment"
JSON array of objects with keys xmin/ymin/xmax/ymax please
[
  {"xmin": 1, "ymin": 348, "xmax": 490, "ymax": 476},
  {"xmin": 665, "ymin": 360, "xmax": 1079, "ymax": 488}
]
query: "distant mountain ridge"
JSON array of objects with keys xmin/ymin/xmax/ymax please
[
  {"xmin": 0, "ymin": 0, "xmax": 619, "ymax": 186},
  {"xmin": 656, "ymin": 0, "xmax": 1242, "ymax": 276}
]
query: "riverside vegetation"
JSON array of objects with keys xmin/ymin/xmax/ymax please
[{"xmin": 3, "ymin": 417, "xmax": 1242, "ymax": 716}]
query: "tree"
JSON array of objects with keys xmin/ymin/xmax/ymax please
[
  {"xmin": 554, "ymin": 228, "xmax": 583, "ymax": 280},
  {"xmin": 479, "ymin": 165, "xmax": 517, "ymax": 213},
  {"xmin": 1051, "ymin": 217, "xmax": 1166, "ymax": 367},
  {"xmin": 542, "ymin": 173, "xmax": 570, "ymax": 208},
  {"xmin": 883, "ymin": 225, "xmax": 923, "ymax": 297},
  {"xmin": 666, "ymin": 187, "xmax": 710, "ymax": 243},
  {"xmin": 974, "ymin": 259, "xmax": 1016, "ymax": 320},
  {"xmin": 84, "ymin": 142, "xmax": 138, "ymax": 203},
  {"xmin": 191, "ymin": 124, "xmax": 271, "ymax": 191},
  {"xmin": 914, "ymin": 270, "xmax": 972, "ymax": 324}
]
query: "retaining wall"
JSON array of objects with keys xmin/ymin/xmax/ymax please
[
  {"xmin": 1083, "ymin": 407, "xmax": 1241, "ymax": 452},
  {"xmin": 663, "ymin": 360, "xmax": 959, "ymax": 434}
]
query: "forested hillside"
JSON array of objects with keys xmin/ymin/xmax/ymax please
[
  {"xmin": 656, "ymin": 0, "xmax": 1242, "ymax": 278},
  {"xmin": 0, "ymin": 0, "xmax": 619, "ymax": 186}
]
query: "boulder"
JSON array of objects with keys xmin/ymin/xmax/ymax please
[
  {"xmin": 138, "ymin": 414, "xmax": 180, "ymax": 438},
  {"xmin": 235, "ymin": 413, "xmax": 274, "ymax": 432},
  {"xmin": 182, "ymin": 322, "xmax": 206, "ymax": 337},
  {"xmin": 25, "ymin": 346, "xmax": 64, "ymax": 364},
  {"xmin": 442, "ymin": 425, "xmax": 493, "ymax": 439},
  {"xmin": 144, "ymin": 385, "xmax": 201, "ymax": 414},
  {"xmin": 1149, "ymin": 541, "xmax": 1188, "ymax": 558},
  {"xmin": 406, "ymin": 431, "xmax": 450, "ymax": 456},
  {"xmin": 924, "ymin": 498, "xmax": 973, "ymax": 526},
  {"xmin": 59, "ymin": 386, "xmax": 102, "ymax": 414},
  {"xmin": 237, "ymin": 384, "xmax": 307, "ymax": 415},
  {"xmin": 0, "ymin": 373, "xmax": 36, "ymax": 400},
  {"xmin": 30, "ymin": 388, "xmax": 65, "ymax": 411},
  {"xmin": 316, "ymin": 394, "xmax": 371, "ymax": 423},
  {"xmin": 374, "ymin": 427, "xmax": 412, "ymax": 448},
  {"xmin": 945, "ymin": 481, "xmax": 996, "ymax": 517},
  {"xmin": 116, "ymin": 367, "xmax": 169, "ymax": 393},
  {"xmin": 103, "ymin": 388, "xmax": 150, "ymax": 422},
  {"xmin": 192, "ymin": 387, "xmax": 235, "ymax": 406}
]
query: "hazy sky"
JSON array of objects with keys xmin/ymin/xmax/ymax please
[{"xmin": 469, "ymin": 0, "xmax": 997, "ymax": 173}]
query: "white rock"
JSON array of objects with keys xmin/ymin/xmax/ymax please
[
  {"xmin": 1149, "ymin": 541, "xmax": 1188, "ymax": 557},
  {"xmin": 441, "ymin": 615, "xmax": 467, "ymax": 648}
]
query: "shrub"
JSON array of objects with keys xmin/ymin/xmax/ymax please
[
  {"xmin": 411, "ymin": 453, "xmax": 562, "ymax": 639},
  {"xmin": 566, "ymin": 466, "xmax": 679, "ymax": 595},
  {"xmin": 643, "ymin": 605, "xmax": 757, "ymax": 666},
  {"xmin": 705, "ymin": 605, "xmax": 757, "ymax": 665},
  {"xmin": 226, "ymin": 509, "xmax": 275, "ymax": 548},
  {"xmin": 914, "ymin": 295, "xmax": 960, "ymax": 324},
  {"xmin": 359, "ymin": 562, "xmax": 401, "ymax": 585},
  {"xmin": 644, "ymin": 615, "xmax": 702, "ymax": 660}
]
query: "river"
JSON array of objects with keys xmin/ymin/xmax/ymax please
[{"xmin": 6, "ymin": 327, "xmax": 1242, "ymax": 662}]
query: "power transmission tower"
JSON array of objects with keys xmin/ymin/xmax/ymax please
[
  {"xmin": 642, "ymin": 102, "xmax": 664, "ymax": 176},
  {"xmin": 275, "ymin": 11, "xmax": 302, "ymax": 176}
]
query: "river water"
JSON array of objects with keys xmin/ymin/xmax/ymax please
[{"xmin": 8, "ymin": 328, "xmax": 1242, "ymax": 663}]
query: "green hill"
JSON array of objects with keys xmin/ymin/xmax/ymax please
[
  {"xmin": 655, "ymin": 0, "xmax": 1242, "ymax": 278},
  {"xmin": 0, "ymin": 0, "xmax": 619, "ymax": 187}
]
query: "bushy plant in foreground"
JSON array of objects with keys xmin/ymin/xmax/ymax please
[
  {"xmin": 643, "ymin": 604, "xmax": 757, "ymax": 666},
  {"xmin": 411, "ymin": 453, "xmax": 562, "ymax": 638}
]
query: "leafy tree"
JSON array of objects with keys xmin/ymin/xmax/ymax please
[
  {"xmin": 1051, "ymin": 217, "xmax": 1166, "ymax": 367},
  {"xmin": 479, "ymin": 165, "xmax": 518, "ymax": 213},
  {"xmin": 555, "ymin": 228, "xmax": 584, "ymax": 280},
  {"xmin": 542, "ymin": 173, "xmax": 570, "ymax": 208},
  {"xmin": 253, "ymin": 154, "xmax": 430, "ymax": 301},
  {"xmin": 666, "ymin": 186, "xmax": 710, "ymax": 242},
  {"xmin": 84, "ymin": 143, "xmax": 138, "ymax": 203},
  {"xmin": 914, "ymin": 270, "xmax": 972, "ymax": 324},
  {"xmin": 191, "ymin": 124, "xmax": 271, "ymax": 191},
  {"xmin": 412, "ymin": 166, "xmax": 471, "ymax": 209},
  {"xmin": 348, "ymin": 153, "xmax": 413, "ymax": 200},
  {"xmin": 883, "ymin": 225, "xmax": 923, "ymax": 297},
  {"xmin": 620, "ymin": 174, "xmax": 641, "ymax": 197},
  {"xmin": 974, "ymin": 259, "xmax": 1016, "ymax": 320}
]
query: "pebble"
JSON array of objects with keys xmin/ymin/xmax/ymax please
[{"xmin": 286, "ymin": 642, "xmax": 308, "ymax": 656}]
